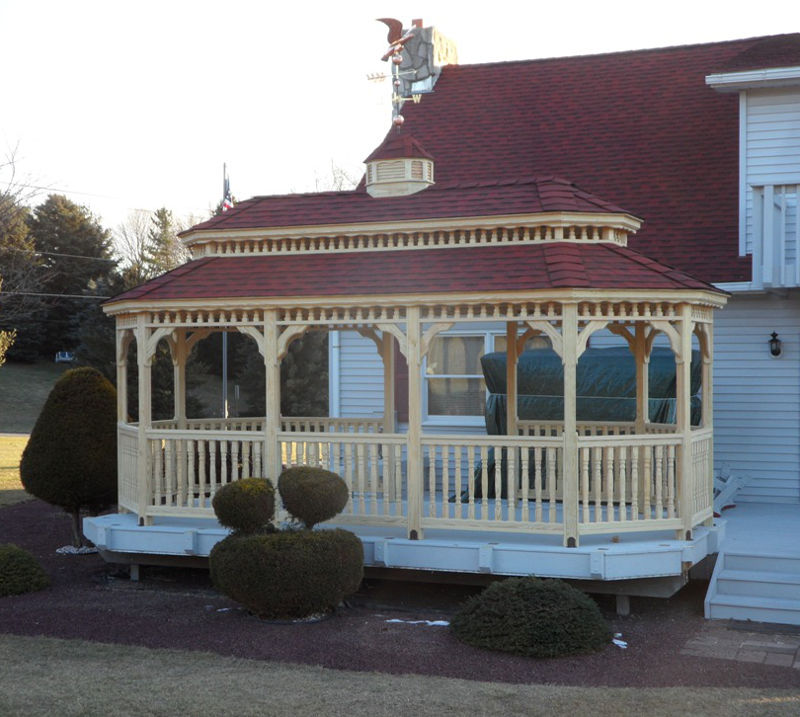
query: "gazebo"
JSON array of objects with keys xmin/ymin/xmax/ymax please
[{"xmin": 96, "ymin": 169, "xmax": 727, "ymax": 569}]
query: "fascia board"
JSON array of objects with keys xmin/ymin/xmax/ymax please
[
  {"xmin": 180, "ymin": 212, "xmax": 643, "ymax": 247},
  {"xmin": 706, "ymin": 66, "xmax": 800, "ymax": 92},
  {"xmin": 103, "ymin": 287, "xmax": 728, "ymax": 318}
]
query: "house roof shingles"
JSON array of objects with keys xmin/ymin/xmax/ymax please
[
  {"xmin": 116, "ymin": 34, "xmax": 800, "ymax": 308},
  {"xmin": 192, "ymin": 35, "xmax": 800, "ymax": 285}
]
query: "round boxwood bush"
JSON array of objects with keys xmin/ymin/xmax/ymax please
[
  {"xmin": 20, "ymin": 367, "xmax": 117, "ymax": 547},
  {"xmin": 278, "ymin": 466, "xmax": 349, "ymax": 528},
  {"xmin": 0, "ymin": 544, "xmax": 50, "ymax": 596},
  {"xmin": 212, "ymin": 478, "xmax": 275, "ymax": 534},
  {"xmin": 450, "ymin": 577, "xmax": 610, "ymax": 658},
  {"xmin": 210, "ymin": 528, "xmax": 363, "ymax": 619}
]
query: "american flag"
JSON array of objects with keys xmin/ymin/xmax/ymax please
[{"xmin": 222, "ymin": 173, "xmax": 233, "ymax": 212}]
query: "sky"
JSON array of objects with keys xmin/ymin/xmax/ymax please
[{"xmin": 1, "ymin": 0, "xmax": 797, "ymax": 242}]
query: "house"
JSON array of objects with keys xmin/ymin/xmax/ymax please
[{"xmin": 85, "ymin": 26, "xmax": 800, "ymax": 622}]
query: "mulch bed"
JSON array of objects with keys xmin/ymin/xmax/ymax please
[{"xmin": 1, "ymin": 499, "xmax": 798, "ymax": 688}]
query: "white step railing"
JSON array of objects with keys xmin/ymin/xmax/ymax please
[{"xmin": 751, "ymin": 184, "xmax": 800, "ymax": 288}]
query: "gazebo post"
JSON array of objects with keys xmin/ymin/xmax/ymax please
[
  {"xmin": 116, "ymin": 329, "xmax": 130, "ymax": 424},
  {"xmin": 505, "ymin": 321, "xmax": 519, "ymax": 438},
  {"xmin": 172, "ymin": 329, "xmax": 188, "ymax": 428},
  {"xmin": 562, "ymin": 304, "xmax": 579, "ymax": 547},
  {"xmin": 700, "ymin": 323, "xmax": 715, "ymax": 527},
  {"xmin": 634, "ymin": 323, "xmax": 650, "ymax": 435},
  {"xmin": 382, "ymin": 331, "xmax": 396, "ymax": 434},
  {"xmin": 135, "ymin": 314, "xmax": 153, "ymax": 526},
  {"xmin": 676, "ymin": 304, "xmax": 694, "ymax": 539},
  {"xmin": 406, "ymin": 307, "xmax": 423, "ymax": 540},
  {"xmin": 264, "ymin": 310, "xmax": 282, "ymax": 484}
]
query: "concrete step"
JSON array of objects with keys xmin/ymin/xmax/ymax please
[{"xmin": 706, "ymin": 593, "xmax": 800, "ymax": 626}]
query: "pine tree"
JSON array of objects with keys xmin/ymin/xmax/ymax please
[{"xmin": 26, "ymin": 195, "xmax": 115, "ymax": 357}]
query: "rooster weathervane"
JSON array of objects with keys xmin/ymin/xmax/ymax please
[{"xmin": 375, "ymin": 18, "xmax": 420, "ymax": 129}]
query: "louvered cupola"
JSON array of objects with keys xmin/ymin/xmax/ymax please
[{"xmin": 364, "ymin": 132, "xmax": 434, "ymax": 198}]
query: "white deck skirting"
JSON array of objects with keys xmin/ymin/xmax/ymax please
[{"xmin": 84, "ymin": 505, "xmax": 723, "ymax": 583}]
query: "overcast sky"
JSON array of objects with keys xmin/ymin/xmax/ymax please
[{"xmin": 1, "ymin": 0, "xmax": 796, "ymax": 235}]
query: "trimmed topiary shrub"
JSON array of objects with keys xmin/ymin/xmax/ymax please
[
  {"xmin": 20, "ymin": 367, "xmax": 117, "ymax": 547},
  {"xmin": 450, "ymin": 577, "xmax": 610, "ymax": 658},
  {"xmin": 210, "ymin": 528, "xmax": 364, "ymax": 619},
  {"xmin": 0, "ymin": 544, "xmax": 50, "ymax": 596},
  {"xmin": 212, "ymin": 478, "xmax": 275, "ymax": 534},
  {"xmin": 278, "ymin": 466, "xmax": 348, "ymax": 528}
]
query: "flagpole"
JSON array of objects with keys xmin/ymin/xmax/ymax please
[{"xmin": 222, "ymin": 162, "xmax": 229, "ymax": 418}]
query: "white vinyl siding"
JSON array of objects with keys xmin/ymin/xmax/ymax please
[
  {"xmin": 336, "ymin": 331, "xmax": 385, "ymax": 420},
  {"xmin": 743, "ymin": 88, "xmax": 800, "ymax": 256},
  {"xmin": 713, "ymin": 294, "xmax": 800, "ymax": 502}
]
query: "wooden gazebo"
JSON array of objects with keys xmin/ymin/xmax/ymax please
[{"xmin": 102, "ymin": 175, "xmax": 726, "ymax": 552}]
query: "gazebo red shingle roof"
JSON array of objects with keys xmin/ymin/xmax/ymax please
[{"xmin": 111, "ymin": 242, "xmax": 718, "ymax": 304}]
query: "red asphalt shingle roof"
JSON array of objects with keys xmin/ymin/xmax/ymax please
[
  {"xmin": 111, "ymin": 242, "xmax": 716, "ymax": 304},
  {"xmin": 364, "ymin": 132, "xmax": 435, "ymax": 162},
  {"xmin": 115, "ymin": 34, "xmax": 800, "ymax": 307},
  {"xmin": 188, "ymin": 175, "xmax": 633, "ymax": 233},
  {"xmin": 190, "ymin": 34, "xmax": 800, "ymax": 285}
]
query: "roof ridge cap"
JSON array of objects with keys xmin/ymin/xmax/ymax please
[{"xmin": 449, "ymin": 34, "xmax": 792, "ymax": 70}]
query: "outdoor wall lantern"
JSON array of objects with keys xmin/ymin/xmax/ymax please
[{"xmin": 769, "ymin": 331, "xmax": 782, "ymax": 358}]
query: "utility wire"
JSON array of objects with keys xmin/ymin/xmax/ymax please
[
  {"xmin": 2, "ymin": 246, "xmax": 116, "ymax": 263},
  {"xmin": 0, "ymin": 291, "xmax": 109, "ymax": 299}
]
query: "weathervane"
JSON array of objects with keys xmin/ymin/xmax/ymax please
[{"xmin": 375, "ymin": 18, "xmax": 420, "ymax": 129}]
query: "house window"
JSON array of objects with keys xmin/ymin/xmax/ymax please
[
  {"xmin": 423, "ymin": 332, "xmax": 551, "ymax": 422},
  {"xmin": 425, "ymin": 335, "xmax": 486, "ymax": 417}
]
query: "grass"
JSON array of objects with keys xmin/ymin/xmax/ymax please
[
  {"xmin": 0, "ymin": 634, "xmax": 797, "ymax": 717},
  {"xmin": 0, "ymin": 360, "xmax": 68, "ymax": 433},
  {"xmin": 0, "ymin": 360, "xmax": 65, "ymax": 507},
  {"xmin": 0, "ymin": 435, "xmax": 29, "ymax": 507}
]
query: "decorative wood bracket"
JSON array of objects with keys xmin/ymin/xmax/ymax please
[
  {"xmin": 238, "ymin": 326, "xmax": 266, "ymax": 357},
  {"xmin": 116, "ymin": 329, "xmax": 135, "ymax": 365},
  {"xmin": 375, "ymin": 322, "xmax": 408, "ymax": 359},
  {"xmin": 649, "ymin": 320, "xmax": 684, "ymax": 363},
  {"xmin": 421, "ymin": 322, "xmax": 455, "ymax": 358},
  {"xmin": 277, "ymin": 325, "xmax": 309, "ymax": 360},
  {"xmin": 576, "ymin": 319, "xmax": 609, "ymax": 359},
  {"xmin": 524, "ymin": 320, "xmax": 563, "ymax": 359}
]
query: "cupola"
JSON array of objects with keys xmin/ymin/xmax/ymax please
[{"xmin": 364, "ymin": 132, "xmax": 435, "ymax": 198}]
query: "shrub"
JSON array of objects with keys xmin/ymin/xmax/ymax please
[
  {"xmin": 212, "ymin": 478, "xmax": 275, "ymax": 534},
  {"xmin": 210, "ymin": 528, "xmax": 363, "ymax": 619},
  {"xmin": 0, "ymin": 544, "xmax": 50, "ymax": 596},
  {"xmin": 278, "ymin": 466, "xmax": 348, "ymax": 528},
  {"xmin": 20, "ymin": 367, "xmax": 117, "ymax": 547},
  {"xmin": 450, "ymin": 577, "xmax": 610, "ymax": 658}
]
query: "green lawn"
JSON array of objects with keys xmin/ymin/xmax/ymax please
[
  {"xmin": 0, "ymin": 360, "xmax": 68, "ymax": 433},
  {"xmin": 0, "ymin": 435, "xmax": 29, "ymax": 507},
  {"xmin": 0, "ymin": 360, "xmax": 67, "ymax": 506}
]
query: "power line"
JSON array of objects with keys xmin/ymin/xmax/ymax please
[
  {"xmin": 1, "ymin": 291, "xmax": 110, "ymax": 299},
  {"xmin": 2, "ymin": 245, "xmax": 117, "ymax": 263}
]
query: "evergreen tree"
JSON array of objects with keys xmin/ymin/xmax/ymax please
[
  {"xmin": 20, "ymin": 368, "xmax": 117, "ymax": 547},
  {"xmin": 237, "ymin": 330, "xmax": 328, "ymax": 417},
  {"xmin": 144, "ymin": 207, "xmax": 188, "ymax": 276},
  {"xmin": 26, "ymin": 195, "xmax": 116, "ymax": 357},
  {"xmin": 0, "ymin": 195, "xmax": 47, "ymax": 362}
]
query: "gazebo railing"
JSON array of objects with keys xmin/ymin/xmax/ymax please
[{"xmin": 118, "ymin": 418, "xmax": 711, "ymax": 542}]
